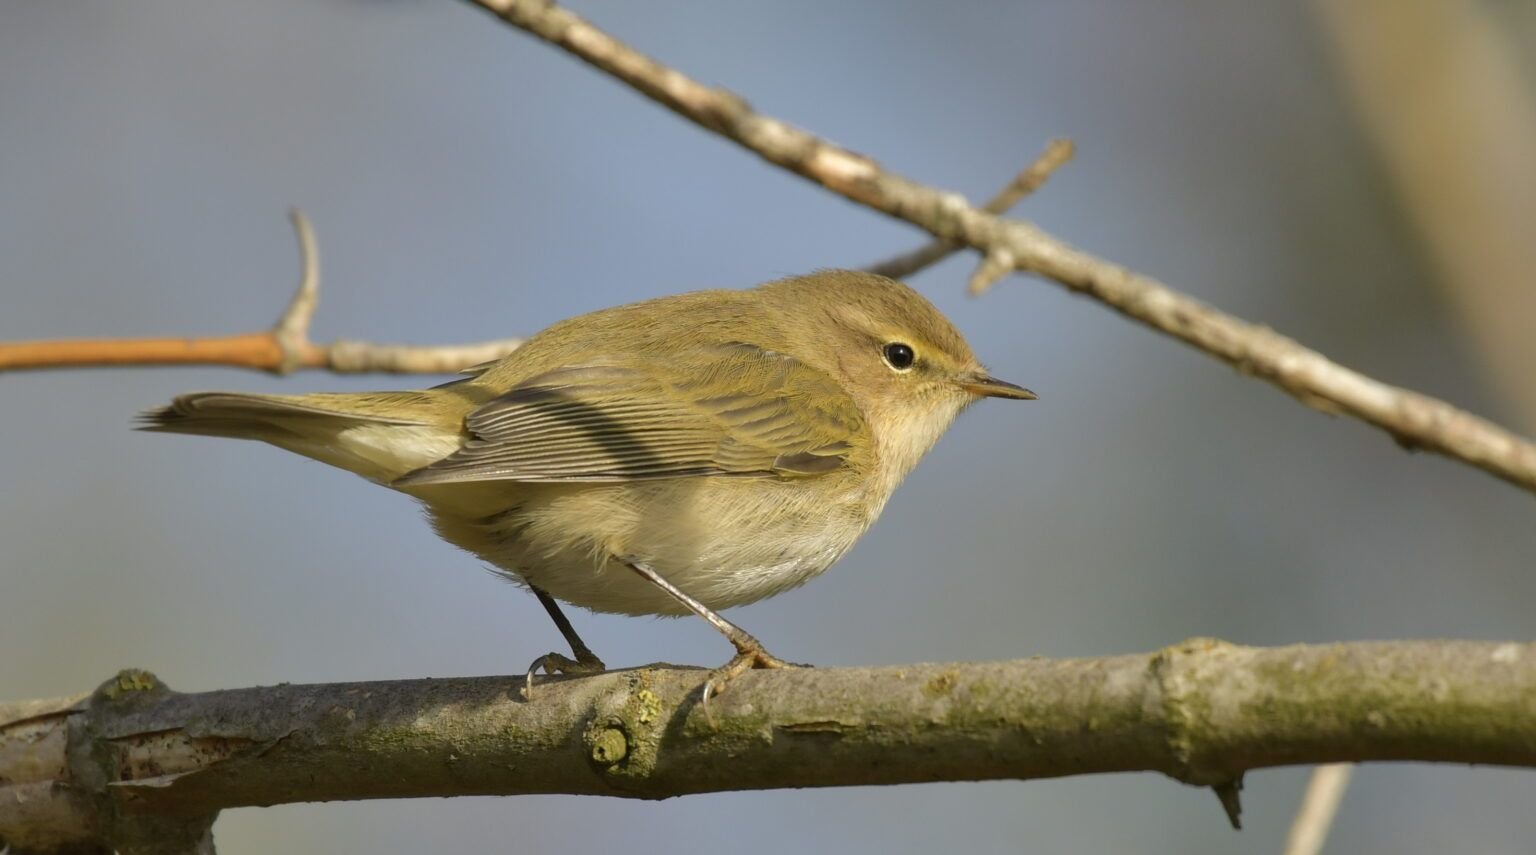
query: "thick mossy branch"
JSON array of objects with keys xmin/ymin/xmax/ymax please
[{"xmin": 3, "ymin": 640, "xmax": 1534, "ymax": 851}]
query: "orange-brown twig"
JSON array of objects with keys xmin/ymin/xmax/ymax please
[
  {"xmin": 0, "ymin": 211, "xmax": 522, "ymax": 376},
  {"xmin": 0, "ymin": 332, "xmax": 289, "ymax": 373}
]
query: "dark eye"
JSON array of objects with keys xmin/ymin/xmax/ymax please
[{"xmin": 882, "ymin": 342, "xmax": 916, "ymax": 370}]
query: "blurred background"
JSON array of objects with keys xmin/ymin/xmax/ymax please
[{"xmin": 3, "ymin": 1, "xmax": 1534, "ymax": 852}]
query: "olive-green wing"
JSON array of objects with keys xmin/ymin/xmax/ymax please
[{"xmin": 394, "ymin": 345, "xmax": 865, "ymax": 485}]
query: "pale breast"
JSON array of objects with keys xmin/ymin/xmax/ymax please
[{"xmin": 864, "ymin": 391, "xmax": 969, "ymax": 510}]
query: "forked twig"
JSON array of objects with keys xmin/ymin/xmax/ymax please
[{"xmin": 0, "ymin": 211, "xmax": 523, "ymax": 376}]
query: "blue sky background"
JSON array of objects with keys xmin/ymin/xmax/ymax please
[{"xmin": 3, "ymin": 3, "xmax": 1533, "ymax": 852}]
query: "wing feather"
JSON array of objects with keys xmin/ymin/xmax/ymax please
[{"xmin": 395, "ymin": 345, "xmax": 865, "ymax": 485}]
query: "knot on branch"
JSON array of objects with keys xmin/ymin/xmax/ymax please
[
  {"xmin": 1148, "ymin": 638, "xmax": 1244, "ymax": 786},
  {"xmin": 1149, "ymin": 639, "xmax": 1251, "ymax": 828},
  {"xmin": 586, "ymin": 724, "xmax": 629, "ymax": 766},
  {"xmin": 52, "ymin": 671, "xmax": 221, "ymax": 854},
  {"xmin": 582, "ymin": 672, "xmax": 670, "ymax": 786}
]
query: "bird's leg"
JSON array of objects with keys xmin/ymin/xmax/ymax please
[
  {"xmin": 524, "ymin": 585, "xmax": 606, "ymax": 699},
  {"xmin": 625, "ymin": 561, "xmax": 807, "ymax": 709}
]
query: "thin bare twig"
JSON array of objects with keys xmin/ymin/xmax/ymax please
[
  {"xmin": 968, "ymin": 248, "xmax": 1018, "ymax": 297},
  {"xmin": 273, "ymin": 208, "xmax": 323, "ymax": 373},
  {"xmin": 1283, "ymin": 764, "xmax": 1354, "ymax": 855},
  {"xmin": 0, "ymin": 211, "xmax": 523, "ymax": 376},
  {"xmin": 467, "ymin": 0, "xmax": 1536, "ymax": 495},
  {"xmin": 865, "ymin": 138, "xmax": 1074, "ymax": 279}
]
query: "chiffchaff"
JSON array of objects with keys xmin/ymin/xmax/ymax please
[{"xmin": 142, "ymin": 270, "xmax": 1033, "ymax": 697}]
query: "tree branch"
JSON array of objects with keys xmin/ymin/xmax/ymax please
[
  {"xmin": 1283, "ymin": 763, "xmax": 1354, "ymax": 855},
  {"xmin": 464, "ymin": 0, "xmax": 1536, "ymax": 495},
  {"xmin": 863, "ymin": 138, "xmax": 1074, "ymax": 279},
  {"xmin": 3, "ymin": 640, "xmax": 1534, "ymax": 852},
  {"xmin": 0, "ymin": 210, "xmax": 523, "ymax": 376}
]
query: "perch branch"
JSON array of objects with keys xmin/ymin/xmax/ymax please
[
  {"xmin": 3, "ymin": 640, "xmax": 1535, "ymax": 853},
  {"xmin": 466, "ymin": 0, "xmax": 1536, "ymax": 495},
  {"xmin": 0, "ymin": 210, "xmax": 523, "ymax": 376}
]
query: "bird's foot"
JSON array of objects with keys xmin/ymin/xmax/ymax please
[
  {"xmin": 522, "ymin": 651, "xmax": 606, "ymax": 700},
  {"xmin": 700, "ymin": 642, "xmax": 810, "ymax": 717}
]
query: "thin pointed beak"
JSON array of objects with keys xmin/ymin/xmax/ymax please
[{"xmin": 957, "ymin": 373, "xmax": 1037, "ymax": 400}]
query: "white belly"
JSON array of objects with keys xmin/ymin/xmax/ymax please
[{"xmin": 420, "ymin": 476, "xmax": 874, "ymax": 616}]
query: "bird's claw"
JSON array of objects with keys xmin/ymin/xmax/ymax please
[
  {"xmin": 522, "ymin": 651, "xmax": 606, "ymax": 700},
  {"xmin": 700, "ymin": 646, "xmax": 809, "ymax": 720}
]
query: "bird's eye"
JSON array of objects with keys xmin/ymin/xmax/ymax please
[{"xmin": 882, "ymin": 342, "xmax": 916, "ymax": 371}]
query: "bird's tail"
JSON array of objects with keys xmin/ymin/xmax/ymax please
[{"xmin": 138, "ymin": 391, "xmax": 463, "ymax": 484}]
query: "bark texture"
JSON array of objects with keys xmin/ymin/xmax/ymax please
[{"xmin": 4, "ymin": 640, "xmax": 1534, "ymax": 853}]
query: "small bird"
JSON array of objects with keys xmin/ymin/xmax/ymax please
[{"xmin": 142, "ymin": 270, "xmax": 1033, "ymax": 698}]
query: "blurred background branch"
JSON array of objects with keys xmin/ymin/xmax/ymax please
[
  {"xmin": 1314, "ymin": 0, "xmax": 1536, "ymax": 434},
  {"xmin": 1283, "ymin": 763, "xmax": 1355, "ymax": 855}
]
